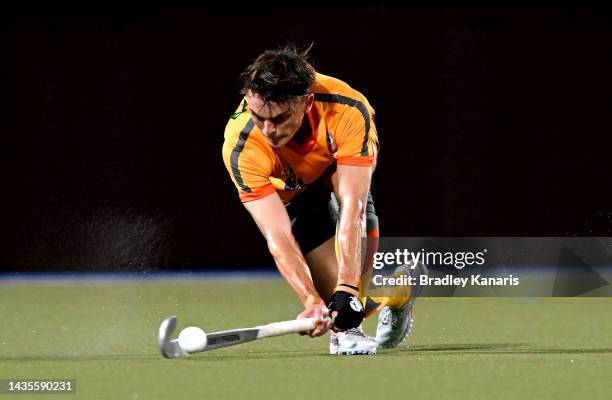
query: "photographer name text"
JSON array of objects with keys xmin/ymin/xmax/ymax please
[{"xmin": 372, "ymin": 274, "xmax": 520, "ymax": 288}]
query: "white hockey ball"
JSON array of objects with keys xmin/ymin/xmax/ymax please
[{"xmin": 178, "ymin": 326, "xmax": 207, "ymax": 353}]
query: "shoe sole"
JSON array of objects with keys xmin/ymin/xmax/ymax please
[{"xmin": 332, "ymin": 349, "xmax": 377, "ymax": 355}]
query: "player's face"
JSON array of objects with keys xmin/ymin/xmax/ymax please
[{"xmin": 246, "ymin": 92, "xmax": 314, "ymax": 148}]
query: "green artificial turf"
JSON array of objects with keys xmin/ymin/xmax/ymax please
[{"xmin": 1, "ymin": 278, "xmax": 611, "ymax": 400}]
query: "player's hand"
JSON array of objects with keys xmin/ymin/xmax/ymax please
[
  {"xmin": 327, "ymin": 289, "xmax": 365, "ymax": 331},
  {"xmin": 297, "ymin": 299, "xmax": 332, "ymax": 337}
]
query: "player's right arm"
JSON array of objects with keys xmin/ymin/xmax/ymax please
[
  {"xmin": 243, "ymin": 193, "xmax": 332, "ymax": 337},
  {"xmin": 222, "ymin": 113, "xmax": 331, "ymax": 336}
]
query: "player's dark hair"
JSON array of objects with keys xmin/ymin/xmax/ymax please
[{"xmin": 240, "ymin": 44, "xmax": 316, "ymax": 105}]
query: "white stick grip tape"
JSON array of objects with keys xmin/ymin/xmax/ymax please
[{"xmin": 256, "ymin": 318, "xmax": 318, "ymax": 338}]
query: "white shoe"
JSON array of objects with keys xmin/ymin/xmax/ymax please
[
  {"xmin": 376, "ymin": 260, "xmax": 428, "ymax": 349},
  {"xmin": 329, "ymin": 326, "xmax": 378, "ymax": 355}
]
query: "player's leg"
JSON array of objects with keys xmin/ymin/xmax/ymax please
[
  {"xmin": 375, "ymin": 260, "xmax": 428, "ymax": 348},
  {"xmin": 287, "ymin": 179, "xmax": 376, "ymax": 354},
  {"xmin": 303, "ymin": 236, "xmax": 337, "ymax": 302},
  {"xmin": 325, "ymin": 170, "xmax": 426, "ymax": 349},
  {"xmin": 300, "ymin": 188, "xmax": 386, "ymax": 310},
  {"xmin": 285, "ymin": 178, "xmax": 341, "ymax": 304},
  {"xmin": 362, "ymin": 192, "xmax": 429, "ymax": 348},
  {"xmin": 360, "ymin": 192, "xmax": 415, "ymax": 313},
  {"xmin": 324, "ymin": 168, "xmax": 408, "ymax": 313}
]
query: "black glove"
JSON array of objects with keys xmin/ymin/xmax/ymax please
[{"xmin": 327, "ymin": 287, "xmax": 365, "ymax": 330}]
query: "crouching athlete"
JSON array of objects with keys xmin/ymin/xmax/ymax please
[{"xmin": 222, "ymin": 45, "xmax": 426, "ymax": 355}]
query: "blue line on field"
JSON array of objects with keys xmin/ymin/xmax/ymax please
[{"xmin": 0, "ymin": 270, "xmax": 282, "ymax": 284}]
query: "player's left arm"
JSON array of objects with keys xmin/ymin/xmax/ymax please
[
  {"xmin": 333, "ymin": 99, "xmax": 378, "ymax": 290},
  {"xmin": 334, "ymin": 164, "xmax": 373, "ymax": 289},
  {"xmin": 326, "ymin": 98, "xmax": 378, "ymax": 330},
  {"xmin": 325, "ymin": 163, "xmax": 375, "ymax": 331}
]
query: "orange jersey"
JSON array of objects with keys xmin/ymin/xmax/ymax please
[{"xmin": 222, "ymin": 73, "xmax": 379, "ymax": 203}]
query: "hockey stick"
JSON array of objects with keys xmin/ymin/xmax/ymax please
[{"xmin": 158, "ymin": 316, "xmax": 321, "ymax": 359}]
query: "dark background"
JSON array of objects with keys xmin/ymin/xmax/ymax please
[{"xmin": 8, "ymin": 3, "xmax": 612, "ymax": 271}]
